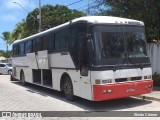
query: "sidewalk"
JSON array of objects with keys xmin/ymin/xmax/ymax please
[{"xmin": 137, "ymin": 87, "xmax": 160, "ymax": 101}]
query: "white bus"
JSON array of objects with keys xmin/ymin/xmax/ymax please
[{"xmin": 11, "ymin": 16, "xmax": 153, "ymax": 101}]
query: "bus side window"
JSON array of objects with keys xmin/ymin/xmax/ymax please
[
  {"xmin": 42, "ymin": 35, "xmax": 48, "ymax": 50},
  {"xmin": 26, "ymin": 40, "xmax": 32, "ymax": 53},
  {"xmin": 24, "ymin": 42, "xmax": 27, "ymax": 55},
  {"xmin": 19, "ymin": 43, "xmax": 25, "ymax": 56},
  {"xmin": 47, "ymin": 32, "xmax": 54, "ymax": 51},
  {"xmin": 71, "ymin": 23, "xmax": 87, "ymax": 67},
  {"xmin": 15, "ymin": 44, "xmax": 19, "ymax": 56},
  {"xmin": 36, "ymin": 37, "xmax": 42, "ymax": 51},
  {"xmin": 55, "ymin": 28, "xmax": 68, "ymax": 50},
  {"xmin": 13, "ymin": 45, "xmax": 16, "ymax": 56},
  {"xmin": 33, "ymin": 38, "xmax": 42, "ymax": 52},
  {"xmin": 32, "ymin": 39, "xmax": 36, "ymax": 52}
]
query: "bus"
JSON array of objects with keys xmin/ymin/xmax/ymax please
[{"xmin": 11, "ymin": 16, "xmax": 153, "ymax": 101}]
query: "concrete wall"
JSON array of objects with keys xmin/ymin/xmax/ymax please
[{"xmin": 147, "ymin": 43, "xmax": 160, "ymax": 74}]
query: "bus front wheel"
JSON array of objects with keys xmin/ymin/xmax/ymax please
[{"xmin": 63, "ymin": 77, "xmax": 75, "ymax": 101}]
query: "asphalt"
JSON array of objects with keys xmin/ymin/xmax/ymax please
[{"xmin": 137, "ymin": 87, "xmax": 160, "ymax": 102}]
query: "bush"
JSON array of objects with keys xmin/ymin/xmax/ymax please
[{"xmin": 152, "ymin": 73, "xmax": 160, "ymax": 87}]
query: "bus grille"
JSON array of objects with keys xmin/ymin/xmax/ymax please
[
  {"xmin": 115, "ymin": 78, "xmax": 127, "ymax": 82},
  {"xmin": 115, "ymin": 76, "xmax": 142, "ymax": 83},
  {"xmin": 131, "ymin": 76, "xmax": 142, "ymax": 81}
]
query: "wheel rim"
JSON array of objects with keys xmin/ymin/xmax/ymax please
[{"xmin": 64, "ymin": 81, "xmax": 72, "ymax": 95}]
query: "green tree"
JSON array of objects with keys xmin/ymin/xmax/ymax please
[
  {"xmin": 0, "ymin": 50, "xmax": 12, "ymax": 58},
  {"xmin": 94, "ymin": 0, "xmax": 160, "ymax": 42},
  {"xmin": 12, "ymin": 4, "xmax": 85, "ymax": 39},
  {"xmin": 0, "ymin": 32, "xmax": 12, "ymax": 52},
  {"xmin": 5, "ymin": 50, "xmax": 13, "ymax": 58},
  {"xmin": 12, "ymin": 19, "xmax": 27, "ymax": 41},
  {"xmin": 0, "ymin": 50, "xmax": 5, "ymax": 57}
]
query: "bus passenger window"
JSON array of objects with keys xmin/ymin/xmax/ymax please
[
  {"xmin": 19, "ymin": 43, "xmax": 25, "ymax": 56},
  {"xmin": 26, "ymin": 40, "xmax": 32, "ymax": 53},
  {"xmin": 48, "ymin": 32, "xmax": 54, "ymax": 50},
  {"xmin": 13, "ymin": 45, "xmax": 16, "ymax": 56},
  {"xmin": 55, "ymin": 28, "xmax": 68, "ymax": 50},
  {"xmin": 33, "ymin": 38, "xmax": 42, "ymax": 52},
  {"xmin": 71, "ymin": 23, "xmax": 87, "ymax": 66},
  {"xmin": 36, "ymin": 38, "xmax": 42, "ymax": 51},
  {"xmin": 14, "ymin": 44, "xmax": 19, "ymax": 56},
  {"xmin": 42, "ymin": 35, "xmax": 48, "ymax": 50}
]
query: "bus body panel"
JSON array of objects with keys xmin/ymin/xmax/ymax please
[
  {"xmin": 12, "ymin": 53, "xmax": 93, "ymax": 100},
  {"xmin": 93, "ymin": 80, "xmax": 153, "ymax": 101},
  {"xmin": 52, "ymin": 69, "xmax": 92, "ymax": 100},
  {"xmin": 91, "ymin": 68, "xmax": 152, "ymax": 85},
  {"xmin": 48, "ymin": 53, "xmax": 75, "ymax": 68},
  {"xmin": 91, "ymin": 68, "xmax": 152, "ymax": 101},
  {"xmin": 12, "ymin": 56, "xmax": 29, "ymax": 67}
]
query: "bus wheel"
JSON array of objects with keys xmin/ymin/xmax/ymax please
[
  {"xmin": 20, "ymin": 71, "xmax": 26, "ymax": 86},
  {"xmin": 63, "ymin": 77, "xmax": 75, "ymax": 101},
  {"xmin": 10, "ymin": 75, "xmax": 15, "ymax": 81}
]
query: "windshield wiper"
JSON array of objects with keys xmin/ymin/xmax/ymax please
[
  {"xmin": 113, "ymin": 64, "xmax": 118, "ymax": 71},
  {"xmin": 139, "ymin": 63, "xmax": 143, "ymax": 69},
  {"xmin": 113, "ymin": 63, "xmax": 126, "ymax": 71}
]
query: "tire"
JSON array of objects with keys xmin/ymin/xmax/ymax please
[
  {"xmin": 8, "ymin": 70, "xmax": 12, "ymax": 75},
  {"xmin": 20, "ymin": 71, "xmax": 26, "ymax": 86},
  {"xmin": 63, "ymin": 77, "xmax": 75, "ymax": 101},
  {"xmin": 10, "ymin": 75, "xmax": 14, "ymax": 81}
]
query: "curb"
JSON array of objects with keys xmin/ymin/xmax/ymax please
[
  {"xmin": 135, "ymin": 87, "xmax": 160, "ymax": 102},
  {"xmin": 136, "ymin": 95, "xmax": 160, "ymax": 102}
]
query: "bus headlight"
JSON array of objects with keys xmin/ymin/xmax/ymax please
[
  {"xmin": 144, "ymin": 75, "xmax": 152, "ymax": 79},
  {"xmin": 102, "ymin": 79, "xmax": 112, "ymax": 84},
  {"xmin": 95, "ymin": 79, "xmax": 101, "ymax": 84},
  {"xmin": 95, "ymin": 79, "xmax": 112, "ymax": 84}
]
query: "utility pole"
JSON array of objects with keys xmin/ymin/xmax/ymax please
[
  {"xmin": 87, "ymin": 0, "xmax": 90, "ymax": 15},
  {"xmin": 13, "ymin": 1, "xmax": 41, "ymax": 33},
  {"xmin": 39, "ymin": 0, "xmax": 42, "ymax": 32}
]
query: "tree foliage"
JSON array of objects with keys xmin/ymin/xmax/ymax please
[
  {"xmin": 12, "ymin": 20, "xmax": 27, "ymax": 41},
  {"xmin": 0, "ymin": 32, "xmax": 12, "ymax": 45},
  {"xmin": 95, "ymin": 0, "xmax": 160, "ymax": 42},
  {"xmin": 0, "ymin": 32, "xmax": 12, "ymax": 52},
  {"xmin": 0, "ymin": 50, "xmax": 12, "ymax": 58},
  {"xmin": 12, "ymin": 4, "xmax": 85, "ymax": 40}
]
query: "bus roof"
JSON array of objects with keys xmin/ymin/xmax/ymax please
[{"xmin": 13, "ymin": 16, "xmax": 144, "ymax": 44}]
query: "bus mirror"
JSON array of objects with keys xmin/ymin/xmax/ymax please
[{"xmin": 80, "ymin": 66, "xmax": 88, "ymax": 76}]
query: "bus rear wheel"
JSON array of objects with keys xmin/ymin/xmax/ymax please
[
  {"xmin": 63, "ymin": 77, "xmax": 75, "ymax": 101},
  {"xmin": 20, "ymin": 71, "xmax": 26, "ymax": 86}
]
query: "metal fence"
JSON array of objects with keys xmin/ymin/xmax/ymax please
[{"xmin": 147, "ymin": 43, "xmax": 160, "ymax": 74}]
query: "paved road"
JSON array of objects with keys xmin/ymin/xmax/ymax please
[{"xmin": 0, "ymin": 75, "xmax": 160, "ymax": 120}]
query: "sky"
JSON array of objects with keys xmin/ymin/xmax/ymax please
[{"xmin": 0, "ymin": 0, "xmax": 90, "ymax": 51}]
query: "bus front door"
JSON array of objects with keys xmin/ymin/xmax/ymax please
[{"xmin": 78, "ymin": 36, "xmax": 92, "ymax": 100}]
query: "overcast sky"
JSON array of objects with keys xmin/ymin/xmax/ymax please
[{"xmin": 0, "ymin": 0, "xmax": 88, "ymax": 50}]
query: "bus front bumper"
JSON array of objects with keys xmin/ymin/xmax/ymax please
[{"xmin": 93, "ymin": 80, "xmax": 153, "ymax": 101}]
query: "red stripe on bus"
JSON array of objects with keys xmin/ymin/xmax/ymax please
[{"xmin": 93, "ymin": 80, "xmax": 153, "ymax": 101}]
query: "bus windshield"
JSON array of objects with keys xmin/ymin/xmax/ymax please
[{"xmin": 91, "ymin": 25, "xmax": 149, "ymax": 67}]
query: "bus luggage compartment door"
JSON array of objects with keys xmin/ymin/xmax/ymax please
[
  {"xmin": 37, "ymin": 50, "xmax": 49, "ymax": 69},
  {"xmin": 27, "ymin": 53, "xmax": 38, "ymax": 69}
]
